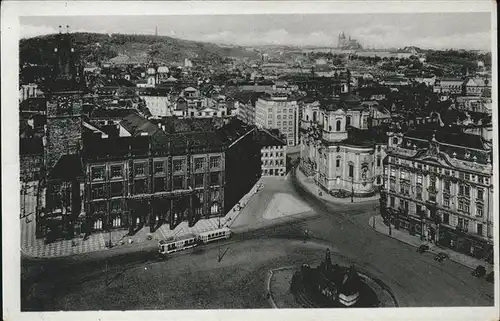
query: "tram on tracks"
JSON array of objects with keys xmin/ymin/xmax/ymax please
[
  {"xmin": 197, "ymin": 227, "xmax": 232, "ymax": 244},
  {"xmin": 158, "ymin": 233, "xmax": 198, "ymax": 255},
  {"xmin": 158, "ymin": 227, "xmax": 232, "ymax": 256}
]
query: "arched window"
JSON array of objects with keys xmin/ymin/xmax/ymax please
[
  {"xmin": 211, "ymin": 202, "xmax": 219, "ymax": 214},
  {"xmin": 336, "ymin": 120, "xmax": 342, "ymax": 131},
  {"xmin": 313, "ymin": 111, "xmax": 317, "ymax": 122},
  {"xmin": 306, "ymin": 115, "xmax": 309, "ymax": 121},
  {"xmin": 346, "ymin": 116, "xmax": 351, "ymax": 127}
]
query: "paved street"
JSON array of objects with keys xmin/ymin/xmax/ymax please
[{"xmin": 21, "ymin": 165, "xmax": 494, "ymax": 310}]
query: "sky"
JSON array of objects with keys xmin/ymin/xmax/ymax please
[{"xmin": 20, "ymin": 13, "xmax": 492, "ymax": 51}]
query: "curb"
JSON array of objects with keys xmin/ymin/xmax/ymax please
[
  {"xmin": 368, "ymin": 216, "xmax": 482, "ymax": 270},
  {"xmin": 267, "ymin": 270, "xmax": 278, "ymax": 309},
  {"xmin": 294, "ymin": 167, "xmax": 379, "ymax": 205}
]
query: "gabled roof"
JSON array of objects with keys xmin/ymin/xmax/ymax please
[
  {"xmin": 256, "ymin": 128, "xmax": 287, "ymax": 147},
  {"xmin": 119, "ymin": 113, "xmax": 161, "ymax": 137}
]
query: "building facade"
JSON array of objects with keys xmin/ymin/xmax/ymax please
[
  {"xmin": 256, "ymin": 129, "xmax": 287, "ymax": 177},
  {"xmin": 300, "ymin": 94, "xmax": 387, "ymax": 198},
  {"xmin": 383, "ymin": 129, "xmax": 493, "ymax": 261},
  {"xmin": 434, "ymin": 79, "xmax": 465, "ymax": 95},
  {"xmin": 82, "ymin": 132, "xmax": 226, "ymax": 234},
  {"xmin": 255, "ymin": 92, "xmax": 300, "ymax": 146}
]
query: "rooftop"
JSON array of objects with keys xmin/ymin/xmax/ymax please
[
  {"xmin": 120, "ymin": 113, "xmax": 161, "ymax": 137},
  {"xmin": 255, "ymin": 129, "xmax": 287, "ymax": 147},
  {"xmin": 48, "ymin": 154, "xmax": 84, "ymax": 180},
  {"xmin": 405, "ymin": 128, "xmax": 487, "ymax": 150}
]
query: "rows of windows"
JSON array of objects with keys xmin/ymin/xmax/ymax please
[
  {"xmin": 263, "ymin": 159, "xmax": 285, "ymax": 166},
  {"xmin": 388, "ymin": 198, "xmax": 484, "ymax": 235},
  {"xmin": 92, "ymin": 157, "xmax": 222, "ymax": 181},
  {"xmin": 263, "ymin": 151, "xmax": 284, "ymax": 158}
]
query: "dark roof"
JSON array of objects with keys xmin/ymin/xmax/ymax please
[
  {"xmin": 255, "ymin": 129, "xmax": 287, "ymax": 147},
  {"xmin": 83, "ymin": 135, "xmax": 149, "ymax": 160},
  {"xmin": 339, "ymin": 126, "xmax": 387, "ymax": 146},
  {"xmin": 20, "ymin": 137, "xmax": 43, "ymax": 156},
  {"xmin": 48, "ymin": 154, "xmax": 83, "ymax": 180},
  {"xmin": 90, "ymin": 108, "xmax": 138, "ymax": 119},
  {"xmin": 119, "ymin": 114, "xmax": 161, "ymax": 137},
  {"xmin": 405, "ymin": 129, "xmax": 487, "ymax": 150},
  {"xmin": 158, "ymin": 117, "xmax": 216, "ymax": 134},
  {"xmin": 229, "ymin": 90, "xmax": 264, "ymax": 105}
]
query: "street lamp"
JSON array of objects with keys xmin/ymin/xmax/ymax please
[{"xmin": 351, "ymin": 175, "xmax": 354, "ymax": 203}]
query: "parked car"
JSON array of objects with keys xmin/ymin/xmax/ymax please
[
  {"xmin": 472, "ymin": 265, "xmax": 486, "ymax": 277},
  {"xmin": 434, "ymin": 252, "xmax": 449, "ymax": 262},
  {"xmin": 485, "ymin": 271, "xmax": 494, "ymax": 283},
  {"xmin": 417, "ymin": 244, "xmax": 430, "ymax": 253}
]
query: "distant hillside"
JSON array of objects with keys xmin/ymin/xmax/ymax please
[{"xmin": 20, "ymin": 32, "xmax": 258, "ymax": 66}]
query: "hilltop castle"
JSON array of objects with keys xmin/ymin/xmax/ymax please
[{"xmin": 337, "ymin": 32, "xmax": 362, "ymax": 50}]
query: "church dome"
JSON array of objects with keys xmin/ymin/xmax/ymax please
[{"xmin": 157, "ymin": 66, "xmax": 169, "ymax": 73}]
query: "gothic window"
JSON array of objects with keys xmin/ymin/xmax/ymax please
[
  {"xmin": 210, "ymin": 172, "xmax": 219, "ymax": 186},
  {"xmin": 194, "ymin": 158, "xmax": 204, "ymax": 171},
  {"xmin": 154, "ymin": 177, "xmax": 165, "ymax": 193},
  {"xmin": 154, "ymin": 161, "xmax": 164, "ymax": 174},
  {"xmin": 110, "ymin": 182, "xmax": 124, "ymax": 197},
  {"xmin": 111, "ymin": 165, "xmax": 123, "ymax": 178},
  {"xmin": 92, "ymin": 184, "xmax": 106, "ymax": 199},
  {"xmin": 134, "ymin": 179, "xmax": 147, "ymax": 195},
  {"xmin": 92, "ymin": 167, "xmax": 105, "ymax": 180},
  {"xmin": 210, "ymin": 156, "xmax": 221, "ymax": 169},
  {"xmin": 173, "ymin": 175, "xmax": 184, "ymax": 190},
  {"xmin": 194, "ymin": 173, "xmax": 204, "ymax": 188},
  {"xmin": 173, "ymin": 159, "xmax": 184, "ymax": 172}
]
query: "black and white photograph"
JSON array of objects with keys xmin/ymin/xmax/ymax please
[{"xmin": 2, "ymin": 1, "xmax": 498, "ymax": 321}]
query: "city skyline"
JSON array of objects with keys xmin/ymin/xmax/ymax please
[{"xmin": 21, "ymin": 13, "xmax": 492, "ymax": 51}]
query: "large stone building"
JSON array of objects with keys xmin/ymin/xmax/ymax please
[
  {"xmin": 383, "ymin": 128, "xmax": 493, "ymax": 261},
  {"xmin": 256, "ymin": 129, "xmax": 288, "ymax": 177},
  {"xmin": 255, "ymin": 92, "xmax": 300, "ymax": 146},
  {"xmin": 300, "ymin": 93, "xmax": 387, "ymax": 198}
]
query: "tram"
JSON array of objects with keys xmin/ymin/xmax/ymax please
[
  {"xmin": 158, "ymin": 233, "xmax": 199, "ymax": 255},
  {"xmin": 197, "ymin": 227, "xmax": 232, "ymax": 244}
]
